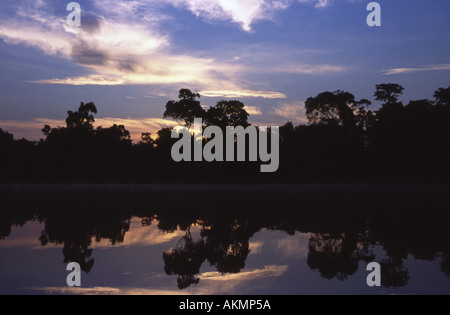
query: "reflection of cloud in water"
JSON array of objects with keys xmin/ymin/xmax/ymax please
[
  {"xmin": 0, "ymin": 221, "xmax": 45, "ymax": 249},
  {"xmin": 91, "ymin": 218, "xmax": 190, "ymax": 248},
  {"xmin": 0, "ymin": 218, "xmax": 195, "ymax": 250},
  {"xmin": 249, "ymin": 230, "xmax": 310, "ymax": 259},
  {"xmin": 27, "ymin": 286, "xmax": 189, "ymax": 296},
  {"xmin": 276, "ymin": 233, "xmax": 310, "ymax": 259},
  {"xmin": 28, "ymin": 265, "xmax": 288, "ymax": 295},
  {"xmin": 249, "ymin": 241, "xmax": 264, "ymax": 255},
  {"xmin": 199, "ymin": 265, "xmax": 288, "ymax": 281}
]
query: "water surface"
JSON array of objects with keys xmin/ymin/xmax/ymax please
[{"xmin": 0, "ymin": 185, "xmax": 449, "ymax": 295}]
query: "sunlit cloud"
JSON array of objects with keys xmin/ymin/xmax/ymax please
[
  {"xmin": 276, "ymin": 232, "xmax": 310, "ymax": 259},
  {"xmin": 245, "ymin": 106, "xmax": 263, "ymax": 116},
  {"xmin": 161, "ymin": 0, "xmax": 333, "ymax": 31},
  {"xmin": 274, "ymin": 101, "xmax": 308, "ymax": 123},
  {"xmin": 162, "ymin": 0, "xmax": 291, "ymax": 32},
  {"xmin": 200, "ymin": 90, "xmax": 286, "ymax": 99},
  {"xmin": 275, "ymin": 63, "xmax": 345, "ymax": 75},
  {"xmin": 0, "ymin": 0, "xmax": 283, "ymax": 98},
  {"xmin": 0, "ymin": 0, "xmax": 342, "ymax": 103},
  {"xmin": 32, "ymin": 76, "xmax": 125, "ymax": 86},
  {"xmin": 384, "ymin": 63, "xmax": 450, "ymax": 75}
]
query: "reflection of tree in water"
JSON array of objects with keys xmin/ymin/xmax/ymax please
[
  {"xmin": 307, "ymin": 232, "xmax": 375, "ymax": 281},
  {"xmin": 38, "ymin": 212, "xmax": 132, "ymax": 273},
  {"xmin": 163, "ymin": 218, "xmax": 254, "ymax": 290},
  {"xmin": 380, "ymin": 257, "xmax": 410, "ymax": 288},
  {"xmin": 1, "ymin": 189, "xmax": 450, "ymax": 291},
  {"xmin": 203, "ymin": 219, "xmax": 252, "ymax": 274},
  {"xmin": 440, "ymin": 252, "xmax": 450, "ymax": 277},
  {"xmin": 163, "ymin": 228, "xmax": 206, "ymax": 290},
  {"xmin": 39, "ymin": 216, "xmax": 96, "ymax": 273}
]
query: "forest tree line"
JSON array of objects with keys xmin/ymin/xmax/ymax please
[{"xmin": 0, "ymin": 83, "xmax": 449, "ymax": 183}]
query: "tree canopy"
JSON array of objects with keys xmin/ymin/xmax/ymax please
[
  {"xmin": 374, "ymin": 83, "xmax": 405, "ymax": 105},
  {"xmin": 164, "ymin": 89, "xmax": 204, "ymax": 128},
  {"xmin": 205, "ymin": 100, "xmax": 250, "ymax": 128},
  {"xmin": 66, "ymin": 102, "xmax": 98, "ymax": 130}
]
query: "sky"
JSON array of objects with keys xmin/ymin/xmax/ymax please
[{"xmin": 0, "ymin": 0, "xmax": 449, "ymax": 141}]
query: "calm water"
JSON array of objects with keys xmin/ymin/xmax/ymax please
[{"xmin": 0, "ymin": 185, "xmax": 449, "ymax": 295}]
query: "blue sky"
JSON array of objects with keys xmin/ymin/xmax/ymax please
[{"xmin": 0, "ymin": 0, "xmax": 449, "ymax": 140}]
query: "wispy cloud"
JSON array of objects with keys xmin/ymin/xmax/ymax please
[
  {"xmin": 273, "ymin": 101, "xmax": 308, "ymax": 123},
  {"xmin": 0, "ymin": 0, "xmax": 339, "ymax": 100},
  {"xmin": 384, "ymin": 63, "xmax": 450, "ymax": 75},
  {"xmin": 275, "ymin": 63, "xmax": 345, "ymax": 75},
  {"xmin": 0, "ymin": 0, "xmax": 279, "ymax": 97},
  {"xmin": 199, "ymin": 265, "xmax": 288, "ymax": 281},
  {"xmin": 200, "ymin": 90, "xmax": 286, "ymax": 99},
  {"xmin": 245, "ymin": 106, "xmax": 263, "ymax": 116},
  {"xmin": 162, "ymin": 0, "xmax": 291, "ymax": 32},
  {"xmin": 161, "ymin": 0, "xmax": 333, "ymax": 31}
]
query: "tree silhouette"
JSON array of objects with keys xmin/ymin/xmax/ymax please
[
  {"xmin": 139, "ymin": 133, "xmax": 154, "ymax": 146},
  {"xmin": 205, "ymin": 100, "xmax": 250, "ymax": 128},
  {"xmin": 380, "ymin": 257, "xmax": 410, "ymax": 288},
  {"xmin": 96, "ymin": 124, "xmax": 132, "ymax": 148},
  {"xmin": 374, "ymin": 83, "xmax": 405, "ymax": 105},
  {"xmin": 305, "ymin": 90, "xmax": 372, "ymax": 130},
  {"xmin": 164, "ymin": 89, "xmax": 205, "ymax": 128},
  {"xmin": 66, "ymin": 102, "xmax": 98, "ymax": 130},
  {"xmin": 307, "ymin": 232, "xmax": 374, "ymax": 281},
  {"xmin": 163, "ymin": 228, "xmax": 206, "ymax": 290},
  {"xmin": 1, "ymin": 84, "xmax": 450, "ymax": 183},
  {"xmin": 441, "ymin": 252, "xmax": 450, "ymax": 277},
  {"xmin": 0, "ymin": 128, "xmax": 14, "ymax": 150},
  {"xmin": 434, "ymin": 86, "xmax": 450, "ymax": 110}
]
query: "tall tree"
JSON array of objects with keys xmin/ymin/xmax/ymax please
[
  {"xmin": 374, "ymin": 83, "xmax": 405, "ymax": 105},
  {"xmin": 66, "ymin": 102, "xmax": 98, "ymax": 130},
  {"xmin": 434, "ymin": 86, "xmax": 450, "ymax": 109},
  {"xmin": 205, "ymin": 100, "xmax": 250, "ymax": 128},
  {"xmin": 305, "ymin": 90, "xmax": 371, "ymax": 130},
  {"xmin": 164, "ymin": 89, "xmax": 205, "ymax": 128}
]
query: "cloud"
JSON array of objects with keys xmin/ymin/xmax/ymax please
[
  {"xmin": 384, "ymin": 63, "xmax": 450, "ymax": 75},
  {"xmin": 0, "ymin": 0, "xmax": 282, "ymax": 98},
  {"xmin": 245, "ymin": 106, "xmax": 263, "ymax": 116},
  {"xmin": 199, "ymin": 265, "xmax": 288, "ymax": 281},
  {"xmin": 162, "ymin": 0, "xmax": 333, "ymax": 31},
  {"xmin": 275, "ymin": 63, "xmax": 345, "ymax": 75},
  {"xmin": 274, "ymin": 101, "xmax": 308, "ymax": 123},
  {"xmin": 200, "ymin": 90, "xmax": 286, "ymax": 99},
  {"xmin": 0, "ymin": 0, "xmax": 338, "ymax": 99},
  {"xmin": 0, "ymin": 217, "xmax": 189, "ymax": 250},
  {"xmin": 276, "ymin": 233, "xmax": 310, "ymax": 259},
  {"xmin": 299, "ymin": 0, "xmax": 333, "ymax": 8},
  {"xmin": 163, "ymin": 0, "xmax": 291, "ymax": 32}
]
